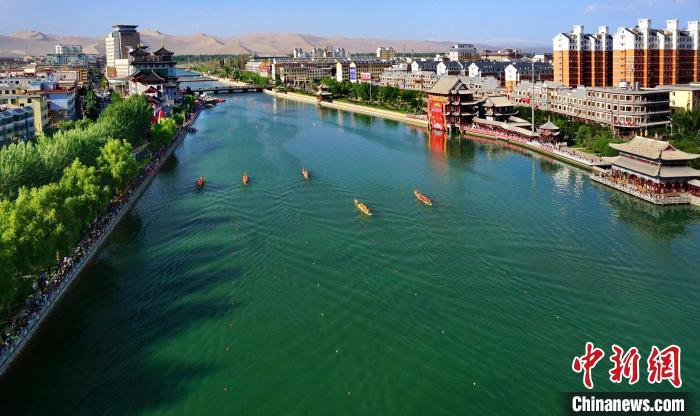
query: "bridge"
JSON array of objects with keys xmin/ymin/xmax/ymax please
[
  {"xmin": 185, "ymin": 85, "xmax": 267, "ymax": 94},
  {"xmin": 177, "ymin": 77, "xmax": 267, "ymax": 94}
]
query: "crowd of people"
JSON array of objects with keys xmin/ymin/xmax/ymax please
[
  {"xmin": 0, "ymin": 106, "xmax": 201, "ymax": 363},
  {"xmin": 591, "ymin": 171, "xmax": 690, "ymax": 204},
  {"xmin": 463, "ymin": 123, "xmax": 604, "ymax": 167},
  {"xmin": 537, "ymin": 143, "xmax": 602, "ymax": 166}
]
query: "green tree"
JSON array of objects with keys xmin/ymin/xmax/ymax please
[
  {"xmin": 59, "ymin": 160, "xmax": 109, "ymax": 229},
  {"xmin": 97, "ymin": 94, "xmax": 152, "ymax": 146},
  {"xmin": 151, "ymin": 118, "xmax": 177, "ymax": 149},
  {"xmin": 97, "ymin": 139, "xmax": 138, "ymax": 191},
  {"xmin": 4, "ymin": 183, "xmax": 71, "ymax": 273},
  {"xmin": 84, "ymin": 86, "xmax": 100, "ymax": 120}
]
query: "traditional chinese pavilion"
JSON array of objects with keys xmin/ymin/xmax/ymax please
[
  {"xmin": 426, "ymin": 76, "xmax": 479, "ymax": 132},
  {"xmin": 537, "ymin": 119, "xmax": 560, "ymax": 142},
  {"xmin": 603, "ymin": 136, "xmax": 700, "ymax": 194},
  {"xmin": 480, "ymin": 95, "xmax": 517, "ymax": 122}
]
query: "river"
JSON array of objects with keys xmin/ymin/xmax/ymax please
[{"xmin": 0, "ymin": 93, "xmax": 698, "ymax": 415}]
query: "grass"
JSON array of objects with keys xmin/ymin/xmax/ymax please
[{"xmin": 334, "ymin": 98, "xmax": 418, "ymax": 114}]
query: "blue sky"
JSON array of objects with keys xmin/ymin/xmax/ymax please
[{"xmin": 1, "ymin": 0, "xmax": 697, "ymax": 45}]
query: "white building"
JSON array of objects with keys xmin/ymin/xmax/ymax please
[
  {"xmin": 54, "ymin": 44, "xmax": 82, "ymax": 55},
  {"xmin": 447, "ymin": 43, "xmax": 477, "ymax": 61}
]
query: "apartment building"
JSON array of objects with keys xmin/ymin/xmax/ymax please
[
  {"xmin": 553, "ymin": 25, "xmax": 612, "ymax": 87},
  {"xmin": 411, "ymin": 60, "xmax": 439, "ymax": 73},
  {"xmin": 480, "ymin": 48, "xmax": 523, "ymax": 62},
  {"xmin": 0, "ymin": 93, "xmax": 49, "ymax": 135},
  {"xmin": 335, "ymin": 60, "xmax": 395, "ymax": 83},
  {"xmin": 378, "ymin": 70, "xmax": 440, "ymax": 91},
  {"xmin": 55, "ymin": 44, "xmax": 82, "ymax": 56},
  {"xmin": 513, "ymin": 81, "xmax": 671, "ymax": 135},
  {"xmin": 663, "ymin": 83, "xmax": 700, "ymax": 113},
  {"xmin": 468, "ymin": 61, "xmax": 510, "ymax": 84},
  {"xmin": 504, "ymin": 62, "xmax": 554, "ymax": 91},
  {"xmin": 447, "ymin": 44, "xmax": 478, "ymax": 61},
  {"xmin": 293, "ymin": 47, "xmax": 349, "ymax": 59},
  {"xmin": 0, "ymin": 106, "xmax": 35, "ymax": 145},
  {"xmin": 554, "ymin": 19, "xmax": 700, "ymax": 88},
  {"xmin": 376, "ymin": 47, "xmax": 396, "ymax": 60},
  {"xmin": 272, "ymin": 59, "xmax": 335, "ymax": 86},
  {"xmin": 612, "ymin": 19, "xmax": 700, "ymax": 88},
  {"xmin": 437, "ymin": 60, "xmax": 470, "ymax": 76}
]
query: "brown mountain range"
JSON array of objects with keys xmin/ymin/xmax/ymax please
[{"xmin": 1, "ymin": 29, "xmax": 545, "ymax": 58}]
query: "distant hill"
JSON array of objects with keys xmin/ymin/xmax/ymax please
[{"xmin": 0, "ymin": 29, "xmax": 548, "ymax": 57}]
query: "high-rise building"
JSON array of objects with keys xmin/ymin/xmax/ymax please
[
  {"xmin": 612, "ymin": 19, "xmax": 700, "ymax": 88},
  {"xmin": 105, "ymin": 25, "xmax": 141, "ymax": 79},
  {"xmin": 552, "ymin": 25, "xmax": 612, "ymax": 87}
]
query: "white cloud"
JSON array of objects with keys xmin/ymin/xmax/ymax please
[
  {"xmin": 584, "ymin": 3, "xmax": 637, "ymax": 14},
  {"xmin": 583, "ymin": 0, "xmax": 689, "ymax": 14}
]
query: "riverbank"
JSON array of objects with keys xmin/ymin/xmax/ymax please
[
  {"xmin": 264, "ymin": 90, "xmax": 430, "ymax": 128},
  {"xmin": 264, "ymin": 90, "xmax": 610, "ymax": 173},
  {"xmin": 0, "ymin": 106, "xmax": 203, "ymax": 377},
  {"xmin": 460, "ymin": 128, "xmax": 607, "ymax": 173}
]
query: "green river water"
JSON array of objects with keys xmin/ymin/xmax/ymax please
[{"xmin": 1, "ymin": 94, "xmax": 698, "ymax": 415}]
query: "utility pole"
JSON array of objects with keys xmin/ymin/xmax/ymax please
[{"xmin": 531, "ymin": 60, "xmax": 535, "ymax": 134}]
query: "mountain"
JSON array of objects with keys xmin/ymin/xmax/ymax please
[{"xmin": 0, "ymin": 29, "xmax": 547, "ymax": 58}]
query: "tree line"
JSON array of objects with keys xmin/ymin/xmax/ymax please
[
  {"xmin": 516, "ymin": 107, "xmax": 622, "ymax": 156},
  {"xmin": 0, "ymin": 94, "xmax": 182, "ymax": 321},
  {"xmin": 319, "ymin": 77, "xmax": 424, "ymax": 113},
  {"xmin": 516, "ymin": 106, "xmax": 700, "ymax": 163}
]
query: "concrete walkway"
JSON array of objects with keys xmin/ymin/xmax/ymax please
[{"xmin": 264, "ymin": 90, "xmax": 429, "ymax": 128}]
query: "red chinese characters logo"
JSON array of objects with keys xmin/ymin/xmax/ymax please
[
  {"xmin": 609, "ymin": 345, "xmax": 640, "ymax": 385},
  {"xmin": 647, "ymin": 345, "xmax": 682, "ymax": 388},
  {"xmin": 572, "ymin": 342, "xmax": 605, "ymax": 389},
  {"xmin": 572, "ymin": 343, "xmax": 682, "ymax": 389}
]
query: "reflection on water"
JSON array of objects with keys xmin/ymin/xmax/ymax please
[{"xmin": 604, "ymin": 186, "xmax": 700, "ymax": 239}]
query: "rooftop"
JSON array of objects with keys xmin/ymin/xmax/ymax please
[{"xmin": 609, "ymin": 136, "xmax": 700, "ymax": 161}]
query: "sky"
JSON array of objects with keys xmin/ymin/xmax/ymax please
[{"xmin": 0, "ymin": 0, "xmax": 698, "ymax": 46}]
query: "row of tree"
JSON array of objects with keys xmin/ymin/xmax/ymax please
[
  {"xmin": 0, "ymin": 94, "xmax": 165, "ymax": 320},
  {"xmin": 516, "ymin": 107, "xmax": 622, "ymax": 156},
  {"xmin": 0, "ymin": 95, "xmax": 152, "ymax": 200},
  {"xmin": 319, "ymin": 77, "xmax": 424, "ymax": 113},
  {"xmin": 516, "ymin": 106, "xmax": 700, "ymax": 163}
]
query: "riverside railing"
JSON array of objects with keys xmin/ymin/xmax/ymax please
[{"xmin": 590, "ymin": 173, "xmax": 691, "ymax": 205}]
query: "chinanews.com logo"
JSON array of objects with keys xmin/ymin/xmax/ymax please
[{"xmin": 566, "ymin": 343, "xmax": 690, "ymax": 415}]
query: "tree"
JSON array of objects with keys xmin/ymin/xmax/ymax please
[
  {"xmin": 351, "ymin": 83, "xmax": 371, "ymax": 101},
  {"xmin": 97, "ymin": 139, "xmax": 138, "ymax": 191},
  {"xmin": 83, "ymin": 86, "xmax": 100, "ymax": 120},
  {"xmin": 99, "ymin": 75, "xmax": 108, "ymax": 91},
  {"xmin": 97, "ymin": 94, "xmax": 152, "ymax": 146},
  {"xmin": 151, "ymin": 118, "xmax": 177, "ymax": 149},
  {"xmin": 59, "ymin": 160, "xmax": 109, "ymax": 228},
  {"xmin": 5, "ymin": 183, "xmax": 71, "ymax": 273}
]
